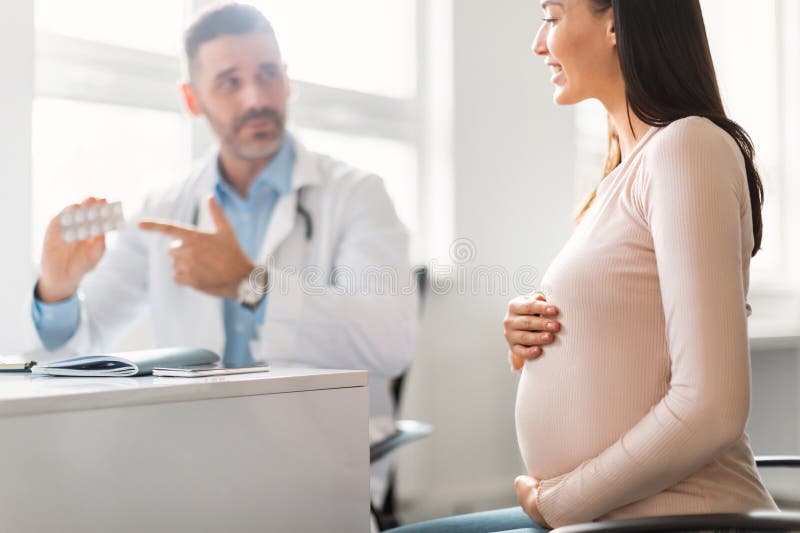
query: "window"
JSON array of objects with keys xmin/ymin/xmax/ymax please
[
  {"xmin": 249, "ymin": 0, "xmax": 422, "ymax": 254},
  {"xmin": 701, "ymin": 0, "xmax": 782, "ymax": 281},
  {"xmin": 35, "ymin": 0, "xmax": 185, "ymax": 55},
  {"xmin": 252, "ymin": 0, "xmax": 417, "ymax": 98},
  {"xmin": 33, "ymin": 0, "xmax": 425, "ymax": 262},
  {"xmin": 32, "ymin": 99, "xmax": 191, "ymax": 256},
  {"xmin": 33, "ymin": 0, "xmax": 189, "ymax": 261}
]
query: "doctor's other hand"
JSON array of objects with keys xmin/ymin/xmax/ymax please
[
  {"xmin": 504, "ymin": 292, "xmax": 560, "ymax": 371},
  {"xmin": 139, "ymin": 195, "xmax": 253, "ymax": 299},
  {"xmin": 38, "ymin": 197, "xmax": 108, "ymax": 303}
]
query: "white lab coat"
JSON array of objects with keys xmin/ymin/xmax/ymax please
[{"xmin": 26, "ymin": 138, "xmax": 419, "ymax": 503}]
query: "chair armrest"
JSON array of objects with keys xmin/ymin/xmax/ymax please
[
  {"xmin": 552, "ymin": 511, "xmax": 800, "ymax": 532},
  {"xmin": 370, "ymin": 419, "xmax": 433, "ymax": 463},
  {"xmin": 756, "ymin": 455, "xmax": 800, "ymax": 468}
]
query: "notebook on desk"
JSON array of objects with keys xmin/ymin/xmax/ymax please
[{"xmin": 31, "ymin": 347, "xmax": 220, "ymax": 377}]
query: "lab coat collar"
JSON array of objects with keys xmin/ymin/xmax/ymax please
[
  {"xmin": 289, "ymin": 137, "xmax": 322, "ymax": 190},
  {"xmin": 213, "ymin": 134, "xmax": 295, "ymax": 203},
  {"xmin": 194, "ymin": 132, "xmax": 320, "ymax": 200}
]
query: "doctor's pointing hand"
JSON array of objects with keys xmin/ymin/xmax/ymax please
[{"xmin": 139, "ymin": 195, "xmax": 254, "ymax": 299}]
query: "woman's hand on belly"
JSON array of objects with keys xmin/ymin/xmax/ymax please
[
  {"xmin": 505, "ymin": 292, "xmax": 561, "ymax": 371},
  {"xmin": 515, "ymin": 475, "xmax": 551, "ymax": 528}
]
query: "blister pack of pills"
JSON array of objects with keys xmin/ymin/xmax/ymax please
[{"xmin": 59, "ymin": 202, "xmax": 125, "ymax": 243}]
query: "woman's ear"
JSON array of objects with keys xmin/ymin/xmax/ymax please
[{"xmin": 605, "ymin": 9, "xmax": 616, "ymax": 46}]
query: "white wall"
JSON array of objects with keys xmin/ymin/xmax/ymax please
[
  {"xmin": 397, "ymin": 0, "xmax": 577, "ymax": 521},
  {"xmin": 0, "ymin": 2, "xmax": 34, "ymax": 354}
]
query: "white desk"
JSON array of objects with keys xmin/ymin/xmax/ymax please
[{"xmin": 0, "ymin": 367, "xmax": 370, "ymax": 533}]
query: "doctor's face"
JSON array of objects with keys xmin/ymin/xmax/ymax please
[{"xmin": 186, "ymin": 32, "xmax": 289, "ymax": 161}]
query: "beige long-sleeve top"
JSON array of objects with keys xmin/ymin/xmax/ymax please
[{"xmin": 515, "ymin": 116, "xmax": 778, "ymax": 528}]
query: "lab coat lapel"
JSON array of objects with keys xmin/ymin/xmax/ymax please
[
  {"xmin": 179, "ymin": 160, "xmax": 224, "ymax": 354},
  {"xmin": 254, "ymin": 138, "xmax": 321, "ymax": 261},
  {"xmin": 256, "ymin": 192, "xmax": 297, "ymax": 260},
  {"xmin": 195, "ymin": 195, "xmax": 217, "ymax": 233}
]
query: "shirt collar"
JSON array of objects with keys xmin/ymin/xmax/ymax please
[{"xmin": 214, "ymin": 133, "xmax": 296, "ymax": 202}]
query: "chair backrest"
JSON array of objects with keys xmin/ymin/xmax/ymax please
[{"xmin": 389, "ymin": 265, "xmax": 429, "ymax": 415}]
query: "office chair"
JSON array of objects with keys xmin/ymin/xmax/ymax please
[
  {"xmin": 553, "ymin": 455, "xmax": 800, "ymax": 532},
  {"xmin": 370, "ymin": 265, "xmax": 434, "ymax": 531}
]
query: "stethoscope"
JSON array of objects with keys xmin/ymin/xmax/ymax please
[{"xmin": 190, "ymin": 186, "xmax": 313, "ymax": 241}]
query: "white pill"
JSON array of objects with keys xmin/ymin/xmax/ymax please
[{"xmin": 63, "ymin": 229, "xmax": 75, "ymax": 242}]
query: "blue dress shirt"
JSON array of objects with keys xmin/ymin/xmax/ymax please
[{"xmin": 32, "ymin": 135, "xmax": 296, "ymax": 367}]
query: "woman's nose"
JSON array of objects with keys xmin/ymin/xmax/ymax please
[{"xmin": 532, "ymin": 24, "xmax": 548, "ymax": 56}]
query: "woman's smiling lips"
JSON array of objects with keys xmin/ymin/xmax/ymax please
[{"xmin": 546, "ymin": 60, "xmax": 565, "ymax": 84}]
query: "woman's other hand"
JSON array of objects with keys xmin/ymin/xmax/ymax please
[{"xmin": 515, "ymin": 475, "xmax": 550, "ymax": 528}]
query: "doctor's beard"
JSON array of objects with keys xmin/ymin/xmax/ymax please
[{"xmin": 205, "ymin": 105, "xmax": 286, "ymax": 161}]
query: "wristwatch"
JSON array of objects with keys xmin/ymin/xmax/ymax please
[{"xmin": 237, "ymin": 265, "xmax": 268, "ymax": 311}]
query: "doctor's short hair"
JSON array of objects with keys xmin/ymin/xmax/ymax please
[{"xmin": 184, "ymin": 3, "xmax": 276, "ymax": 71}]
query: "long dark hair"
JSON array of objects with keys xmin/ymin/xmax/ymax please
[{"xmin": 579, "ymin": 0, "xmax": 764, "ymax": 256}]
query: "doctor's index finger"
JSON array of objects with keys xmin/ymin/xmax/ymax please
[{"xmin": 138, "ymin": 219, "xmax": 199, "ymax": 239}]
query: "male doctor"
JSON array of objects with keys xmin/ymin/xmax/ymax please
[{"xmin": 27, "ymin": 3, "xmax": 417, "ymax": 506}]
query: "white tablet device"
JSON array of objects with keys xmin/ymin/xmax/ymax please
[{"xmin": 152, "ymin": 363, "xmax": 270, "ymax": 378}]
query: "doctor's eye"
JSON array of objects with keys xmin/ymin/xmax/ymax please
[{"xmin": 220, "ymin": 77, "xmax": 241, "ymax": 91}]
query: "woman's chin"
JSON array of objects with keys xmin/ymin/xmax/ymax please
[{"xmin": 553, "ymin": 85, "xmax": 580, "ymax": 106}]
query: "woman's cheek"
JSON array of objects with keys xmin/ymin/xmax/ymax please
[
  {"xmin": 546, "ymin": 29, "xmax": 558, "ymax": 56},
  {"xmin": 546, "ymin": 28, "xmax": 566, "ymax": 68}
]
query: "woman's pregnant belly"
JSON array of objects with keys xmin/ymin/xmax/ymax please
[{"xmin": 515, "ymin": 286, "xmax": 671, "ymax": 480}]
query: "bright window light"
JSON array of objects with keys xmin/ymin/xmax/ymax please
[
  {"xmin": 35, "ymin": 0, "xmax": 184, "ymax": 56},
  {"xmin": 32, "ymin": 98, "xmax": 191, "ymax": 261},
  {"xmin": 701, "ymin": 0, "xmax": 780, "ymax": 277},
  {"xmin": 252, "ymin": 0, "xmax": 417, "ymax": 98}
]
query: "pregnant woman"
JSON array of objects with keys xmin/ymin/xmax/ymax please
[{"xmin": 391, "ymin": 0, "xmax": 778, "ymax": 531}]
